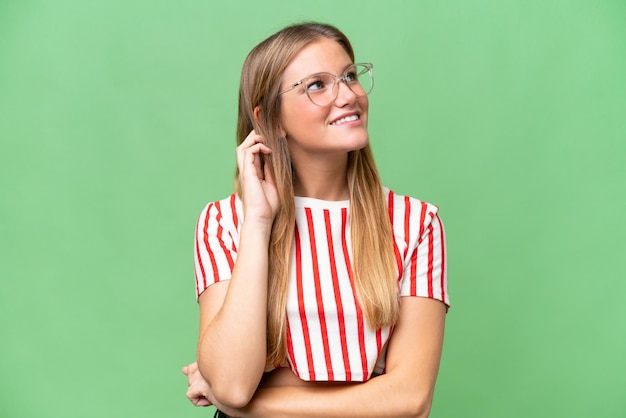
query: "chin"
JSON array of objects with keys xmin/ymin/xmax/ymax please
[{"xmin": 344, "ymin": 131, "xmax": 369, "ymax": 151}]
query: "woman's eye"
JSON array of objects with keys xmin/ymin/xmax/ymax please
[
  {"xmin": 306, "ymin": 79, "xmax": 326, "ymax": 91},
  {"xmin": 345, "ymin": 71, "xmax": 358, "ymax": 82}
]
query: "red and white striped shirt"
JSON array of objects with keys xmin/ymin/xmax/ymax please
[{"xmin": 194, "ymin": 188, "xmax": 449, "ymax": 382}]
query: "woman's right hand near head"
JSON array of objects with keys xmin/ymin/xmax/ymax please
[{"xmin": 236, "ymin": 130, "xmax": 280, "ymax": 224}]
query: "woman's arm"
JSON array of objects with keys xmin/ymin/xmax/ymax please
[
  {"xmin": 196, "ymin": 221, "xmax": 271, "ymax": 408},
  {"xmin": 196, "ymin": 131, "xmax": 279, "ymax": 409},
  {"xmin": 216, "ymin": 296, "xmax": 446, "ymax": 418}
]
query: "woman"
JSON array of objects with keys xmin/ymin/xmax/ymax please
[{"xmin": 183, "ymin": 22, "xmax": 449, "ymax": 417}]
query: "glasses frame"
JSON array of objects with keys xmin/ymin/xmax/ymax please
[{"xmin": 279, "ymin": 63, "xmax": 374, "ymax": 107}]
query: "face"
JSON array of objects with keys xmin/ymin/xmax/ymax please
[{"xmin": 278, "ymin": 38, "xmax": 369, "ymax": 166}]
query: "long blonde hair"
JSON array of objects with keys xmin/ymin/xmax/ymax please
[{"xmin": 235, "ymin": 22, "xmax": 398, "ymax": 366}]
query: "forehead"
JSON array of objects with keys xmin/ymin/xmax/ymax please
[{"xmin": 282, "ymin": 37, "xmax": 353, "ymax": 81}]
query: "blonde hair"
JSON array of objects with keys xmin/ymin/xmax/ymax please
[{"xmin": 235, "ymin": 22, "xmax": 398, "ymax": 366}]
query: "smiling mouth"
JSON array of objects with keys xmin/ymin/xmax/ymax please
[{"xmin": 330, "ymin": 114, "xmax": 360, "ymax": 126}]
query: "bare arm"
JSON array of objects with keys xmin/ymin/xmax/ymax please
[
  {"xmin": 196, "ymin": 222, "xmax": 271, "ymax": 408},
  {"xmin": 196, "ymin": 131, "xmax": 278, "ymax": 409},
  {"xmin": 216, "ymin": 296, "xmax": 446, "ymax": 418}
]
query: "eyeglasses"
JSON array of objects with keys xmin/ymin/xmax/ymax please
[{"xmin": 279, "ymin": 63, "xmax": 374, "ymax": 107}]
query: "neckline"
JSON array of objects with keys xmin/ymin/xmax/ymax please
[{"xmin": 294, "ymin": 195, "xmax": 349, "ymax": 208}]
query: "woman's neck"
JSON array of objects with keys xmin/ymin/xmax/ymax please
[{"xmin": 292, "ymin": 155, "xmax": 349, "ymax": 201}]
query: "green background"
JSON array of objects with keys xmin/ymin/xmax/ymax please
[{"xmin": 1, "ymin": 1, "xmax": 625, "ymax": 417}]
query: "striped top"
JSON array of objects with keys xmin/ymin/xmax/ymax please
[{"xmin": 194, "ymin": 188, "xmax": 449, "ymax": 382}]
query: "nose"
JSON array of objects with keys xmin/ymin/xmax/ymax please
[{"xmin": 333, "ymin": 79, "xmax": 358, "ymax": 107}]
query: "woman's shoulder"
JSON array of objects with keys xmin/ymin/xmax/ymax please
[
  {"xmin": 383, "ymin": 187, "xmax": 444, "ymax": 245},
  {"xmin": 383, "ymin": 187, "xmax": 440, "ymax": 217},
  {"xmin": 197, "ymin": 193, "xmax": 243, "ymax": 228},
  {"xmin": 201, "ymin": 192, "xmax": 240, "ymax": 209}
]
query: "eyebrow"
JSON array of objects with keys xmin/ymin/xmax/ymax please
[{"xmin": 284, "ymin": 63, "xmax": 355, "ymax": 88}]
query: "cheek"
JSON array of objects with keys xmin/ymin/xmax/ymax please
[
  {"xmin": 357, "ymin": 97, "xmax": 369, "ymax": 125},
  {"xmin": 358, "ymin": 95, "xmax": 369, "ymax": 111},
  {"xmin": 283, "ymin": 107, "xmax": 327, "ymax": 135}
]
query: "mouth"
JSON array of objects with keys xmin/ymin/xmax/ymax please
[{"xmin": 330, "ymin": 114, "xmax": 360, "ymax": 126}]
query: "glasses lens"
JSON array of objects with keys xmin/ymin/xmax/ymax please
[
  {"xmin": 346, "ymin": 64, "xmax": 373, "ymax": 97},
  {"xmin": 305, "ymin": 73, "xmax": 336, "ymax": 106},
  {"xmin": 304, "ymin": 64, "xmax": 374, "ymax": 106}
]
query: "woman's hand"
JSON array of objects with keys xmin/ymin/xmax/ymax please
[
  {"xmin": 183, "ymin": 361, "xmax": 248, "ymax": 417},
  {"xmin": 182, "ymin": 362, "xmax": 212, "ymax": 407},
  {"xmin": 236, "ymin": 130, "xmax": 279, "ymax": 224},
  {"xmin": 182, "ymin": 363, "xmax": 308, "ymax": 415},
  {"xmin": 183, "ymin": 362, "xmax": 238, "ymax": 415}
]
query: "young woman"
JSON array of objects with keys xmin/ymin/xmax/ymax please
[{"xmin": 183, "ymin": 22, "xmax": 450, "ymax": 417}]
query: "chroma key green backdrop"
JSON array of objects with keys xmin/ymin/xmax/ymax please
[{"xmin": 1, "ymin": 1, "xmax": 625, "ymax": 417}]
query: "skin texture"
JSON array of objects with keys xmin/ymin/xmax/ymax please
[
  {"xmin": 184, "ymin": 37, "xmax": 447, "ymax": 417},
  {"xmin": 193, "ymin": 130, "xmax": 279, "ymax": 409},
  {"xmin": 280, "ymin": 38, "xmax": 370, "ymax": 201}
]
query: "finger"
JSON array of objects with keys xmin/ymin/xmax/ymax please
[
  {"xmin": 236, "ymin": 131, "xmax": 262, "ymax": 160},
  {"xmin": 186, "ymin": 392, "xmax": 211, "ymax": 407},
  {"xmin": 182, "ymin": 362, "xmax": 198, "ymax": 377},
  {"xmin": 243, "ymin": 129, "xmax": 260, "ymax": 144},
  {"xmin": 187, "ymin": 362, "xmax": 198, "ymax": 373},
  {"xmin": 186, "ymin": 382, "xmax": 212, "ymax": 407},
  {"xmin": 242, "ymin": 143, "xmax": 272, "ymax": 160},
  {"xmin": 241, "ymin": 144, "xmax": 272, "ymax": 178},
  {"xmin": 236, "ymin": 131, "xmax": 266, "ymax": 171},
  {"xmin": 195, "ymin": 398, "xmax": 211, "ymax": 407},
  {"xmin": 251, "ymin": 146, "xmax": 265, "ymax": 180},
  {"xmin": 263, "ymin": 157, "xmax": 275, "ymax": 185},
  {"xmin": 187, "ymin": 369, "xmax": 199, "ymax": 386}
]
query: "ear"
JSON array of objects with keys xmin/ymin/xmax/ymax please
[
  {"xmin": 253, "ymin": 106, "xmax": 262, "ymax": 126},
  {"xmin": 254, "ymin": 106, "xmax": 287, "ymax": 138}
]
